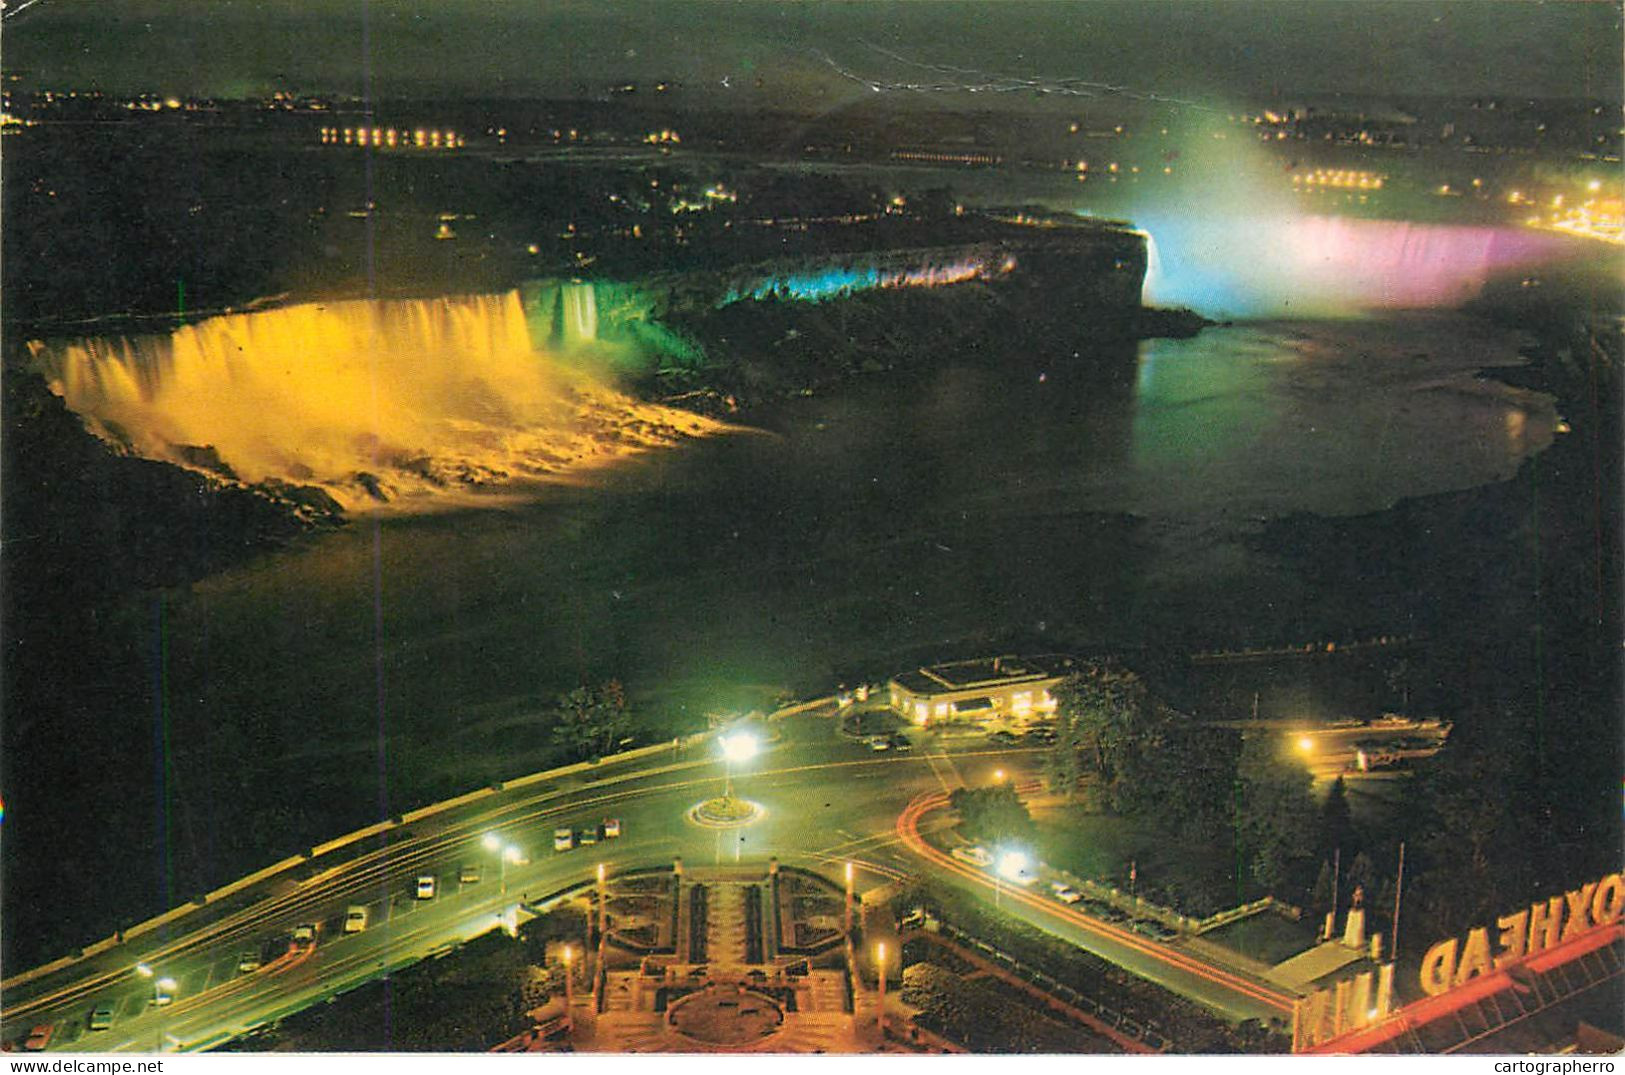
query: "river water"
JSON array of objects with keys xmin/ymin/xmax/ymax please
[
  {"xmin": 5, "ymin": 307, "xmax": 1558, "ymax": 969},
  {"xmin": 169, "ymin": 312, "xmax": 1552, "ymax": 761}
]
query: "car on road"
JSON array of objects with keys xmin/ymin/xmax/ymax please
[
  {"xmin": 950, "ymin": 845, "xmax": 994, "ymax": 867},
  {"xmin": 1049, "ymin": 882, "xmax": 1083, "ymax": 904},
  {"xmin": 554, "ymin": 828, "xmax": 575, "ymax": 852},
  {"xmin": 87, "ymin": 1007, "xmax": 114, "ymax": 1031},
  {"xmin": 291, "ymin": 923, "xmax": 318, "ymax": 947},
  {"xmin": 343, "ymin": 905, "xmax": 368, "ymax": 933},
  {"xmin": 986, "ymin": 730, "xmax": 1019, "ymax": 745},
  {"xmin": 237, "ymin": 951, "xmax": 263, "ymax": 974},
  {"xmin": 459, "ymin": 864, "xmax": 482, "ymax": 884},
  {"xmin": 886, "ymin": 733, "xmax": 913, "ymax": 752},
  {"xmin": 416, "ymin": 875, "xmax": 437, "ymax": 900},
  {"xmin": 23, "ymin": 1025, "xmax": 52, "ymax": 1051},
  {"xmin": 1129, "ymin": 919, "xmax": 1181, "ymax": 942},
  {"xmin": 602, "ymin": 818, "xmax": 622, "ymax": 839}
]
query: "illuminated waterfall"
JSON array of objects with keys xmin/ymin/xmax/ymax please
[
  {"xmin": 561, "ymin": 282, "xmax": 599, "ymax": 345},
  {"xmin": 719, "ymin": 253, "xmax": 1005, "ymax": 305},
  {"xmin": 1139, "ymin": 213, "xmax": 1571, "ymax": 317},
  {"xmin": 30, "ymin": 292, "xmax": 721, "ymax": 511}
]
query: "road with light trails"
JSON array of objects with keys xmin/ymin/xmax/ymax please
[
  {"xmin": 896, "ymin": 786, "xmax": 1297, "ymax": 1024},
  {"xmin": 5, "ymin": 711, "xmax": 1297, "ymax": 1052}
]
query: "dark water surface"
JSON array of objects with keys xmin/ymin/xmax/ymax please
[
  {"xmin": 162, "ymin": 313, "xmax": 1553, "ymax": 795},
  {"xmin": 10, "ymin": 311, "xmax": 1555, "ymax": 967}
]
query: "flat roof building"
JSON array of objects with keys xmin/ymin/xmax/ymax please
[{"xmin": 887, "ymin": 654, "xmax": 1077, "ymax": 728}]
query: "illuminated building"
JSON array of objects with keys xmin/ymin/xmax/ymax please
[{"xmin": 887, "ymin": 655, "xmax": 1075, "ymax": 728}]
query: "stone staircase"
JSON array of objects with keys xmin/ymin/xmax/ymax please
[
  {"xmin": 801, "ymin": 969, "xmax": 851, "ymax": 1013},
  {"xmin": 707, "ymin": 884, "xmax": 749, "ymax": 969}
]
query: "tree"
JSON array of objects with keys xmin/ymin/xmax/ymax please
[
  {"xmin": 1384, "ymin": 657, "xmax": 1413, "ymax": 713},
  {"xmin": 549, "ymin": 680, "xmax": 632, "ymax": 761},
  {"xmin": 1044, "ymin": 689, "xmax": 1085, "ymax": 797},
  {"xmin": 1050, "ymin": 663, "xmax": 1239, "ymax": 838},
  {"xmin": 1137, "ymin": 724, "xmax": 1242, "ymax": 840},
  {"xmin": 947, "ymin": 784, "xmax": 1033, "ymax": 847},
  {"xmin": 1235, "ymin": 736, "xmax": 1318, "ymax": 896},
  {"xmin": 1317, "ymin": 776, "xmax": 1356, "ymax": 860},
  {"xmin": 1049, "ymin": 661, "xmax": 1151, "ymax": 813},
  {"xmin": 1310, "ymin": 860, "xmax": 1335, "ymax": 912}
]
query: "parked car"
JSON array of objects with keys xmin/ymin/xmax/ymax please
[
  {"xmin": 343, "ymin": 905, "xmax": 368, "ymax": 933},
  {"xmin": 237, "ymin": 951, "xmax": 263, "ymax": 974},
  {"xmin": 87, "ymin": 1007, "xmax": 114, "ymax": 1031},
  {"xmin": 23, "ymin": 1025, "xmax": 52, "ymax": 1051},
  {"xmin": 601, "ymin": 818, "xmax": 622, "ymax": 839},
  {"xmin": 290, "ymin": 923, "xmax": 318, "ymax": 947},
  {"xmin": 458, "ymin": 864, "xmax": 482, "ymax": 884},
  {"xmin": 867, "ymin": 735, "xmax": 892, "ymax": 751},
  {"xmin": 554, "ymin": 828, "xmax": 575, "ymax": 852},
  {"xmin": 950, "ymin": 846, "xmax": 993, "ymax": 867},
  {"xmin": 886, "ymin": 733, "xmax": 913, "ymax": 752},
  {"xmin": 986, "ymin": 730, "xmax": 1019, "ymax": 745},
  {"xmin": 576, "ymin": 828, "xmax": 598, "ymax": 846},
  {"xmin": 415, "ymin": 875, "xmax": 437, "ymax": 900},
  {"xmin": 1050, "ymin": 882, "xmax": 1083, "ymax": 904},
  {"xmin": 1128, "ymin": 918, "xmax": 1180, "ymax": 941}
]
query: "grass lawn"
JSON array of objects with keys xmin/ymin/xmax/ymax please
[{"xmin": 1203, "ymin": 912, "xmax": 1320, "ymax": 966}]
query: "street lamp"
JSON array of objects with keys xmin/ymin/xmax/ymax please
[
  {"xmin": 844, "ymin": 861, "xmax": 855, "ymax": 936},
  {"xmin": 483, "ymin": 833, "xmax": 523, "ymax": 894},
  {"xmin": 994, "ymin": 847, "xmax": 1029, "ymax": 910},
  {"xmin": 501, "ymin": 844, "xmax": 522, "ymax": 894},
  {"xmin": 597, "ymin": 863, "xmax": 608, "ymax": 939},
  {"xmin": 718, "ymin": 730, "xmax": 759, "ymax": 805},
  {"xmin": 876, "ymin": 941, "xmax": 888, "ymax": 1033},
  {"xmin": 996, "ymin": 849, "xmax": 1029, "ymax": 882},
  {"xmin": 561, "ymin": 944, "xmax": 575, "ymax": 1033},
  {"xmin": 135, "ymin": 964, "xmax": 176, "ymax": 1051}
]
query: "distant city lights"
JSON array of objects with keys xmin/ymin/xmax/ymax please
[
  {"xmin": 319, "ymin": 126, "xmax": 462, "ymax": 149},
  {"xmin": 1293, "ymin": 169, "xmax": 1384, "ymax": 191}
]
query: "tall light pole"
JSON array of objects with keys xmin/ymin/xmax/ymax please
[
  {"xmin": 844, "ymin": 861, "xmax": 855, "ymax": 936},
  {"xmin": 876, "ymin": 942, "xmax": 888, "ymax": 1034},
  {"xmin": 996, "ymin": 849, "xmax": 1029, "ymax": 912},
  {"xmin": 597, "ymin": 862, "xmax": 608, "ymax": 940},
  {"xmin": 135, "ymin": 964, "xmax": 176, "ymax": 1052},
  {"xmin": 483, "ymin": 833, "xmax": 522, "ymax": 895},
  {"xmin": 561, "ymin": 944, "xmax": 575, "ymax": 1033},
  {"xmin": 718, "ymin": 731, "xmax": 759, "ymax": 805}
]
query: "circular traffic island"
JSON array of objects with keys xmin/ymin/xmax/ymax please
[
  {"xmin": 689, "ymin": 796, "xmax": 763, "ymax": 827},
  {"xmin": 667, "ymin": 987, "xmax": 785, "ymax": 1047}
]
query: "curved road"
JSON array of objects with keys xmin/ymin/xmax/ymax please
[{"xmin": 3, "ymin": 712, "xmax": 1292, "ymax": 1052}]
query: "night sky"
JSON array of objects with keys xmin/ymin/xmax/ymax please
[{"xmin": 4, "ymin": 0, "xmax": 1619, "ymax": 106}]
